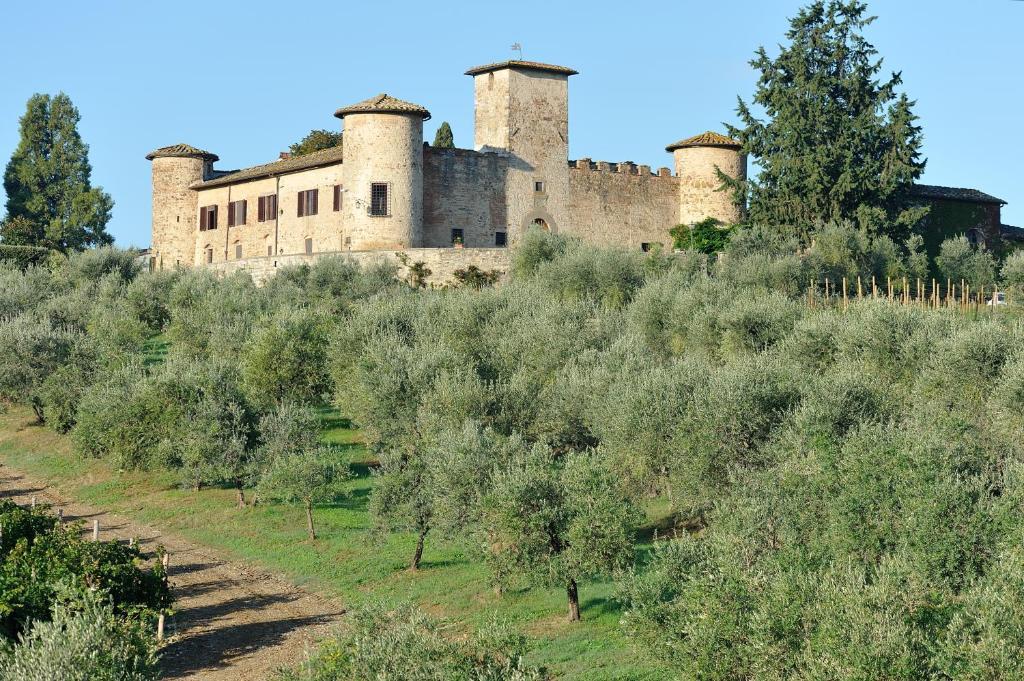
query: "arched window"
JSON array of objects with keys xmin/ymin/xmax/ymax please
[{"xmin": 532, "ymin": 218, "xmax": 549, "ymax": 232}]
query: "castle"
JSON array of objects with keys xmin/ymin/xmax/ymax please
[
  {"xmin": 147, "ymin": 60, "xmax": 1014, "ymax": 280},
  {"xmin": 146, "ymin": 60, "xmax": 747, "ymax": 276}
]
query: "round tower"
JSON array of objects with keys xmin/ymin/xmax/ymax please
[
  {"xmin": 146, "ymin": 144, "xmax": 218, "ymax": 269},
  {"xmin": 666, "ymin": 131, "xmax": 746, "ymax": 226},
  {"xmin": 335, "ymin": 94, "xmax": 430, "ymax": 250}
]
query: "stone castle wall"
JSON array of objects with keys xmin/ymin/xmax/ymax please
[
  {"xmin": 194, "ymin": 165, "xmax": 345, "ymax": 266},
  {"xmin": 204, "ymin": 247, "xmax": 511, "ymax": 286},
  {"xmin": 150, "ymin": 157, "xmax": 204, "ymax": 269},
  {"xmin": 674, "ymin": 145, "xmax": 747, "ymax": 225},
  {"xmin": 423, "ymin": 147, "xmax": 509, "ymax": 248},
  {"xmin": 341, "ymin": 112, "xmax": 423, "ymax": 250},
  {"xmin": 566, "ymin": 160, "xmax": 679, "ymax": 248}
]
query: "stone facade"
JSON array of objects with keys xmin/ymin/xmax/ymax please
[{"xmin": 147, "ymin": 60, "xmax": 751, "ymax": 275}]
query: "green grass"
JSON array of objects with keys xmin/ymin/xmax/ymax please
[{"xmin": 0, "ymin": 408, "xmax": 672, "ymax": 680}]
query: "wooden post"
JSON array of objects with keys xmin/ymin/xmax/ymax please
[
  {"xmin": 825, "ymin": 277, "xmax": 830, "ymax": 304},
  {"xmin": 887, "ymin": 277, "xmax": 893, "ymax": 301},
  {"xmin": 92, "ymin": 519, "xmax": 99, "ymax": 542},
  {"xmin": 872, "ymin": 275, "xmax": 877, "ymax": 299},
  {"xmin": 857, "ymin": 276, "xmax": 863, "ymax": 299},
  {"xmin": 162, "ymin": 553, "xmax": 170, "ymax": 573},
  {"xmin": 128, "ymin": 537, "xmax": 135, "ymax": 548},
  {"xmin": 903, "ymin": 277, "xmax": 909, "ymax": 305},
  {"xmin": 31, "ymin": 497, "xmax": 36, "ymax": 508},
  {"xmin": 843, "ymin": 277, "xmax": 848, "ymax": 311},
  {"xmin": 157, "ymin": 613, "xmax": 165, "ymax": 641},
  {"xmin": 57, "ymin": 508, "xmax": 63, "ymax": 524}
]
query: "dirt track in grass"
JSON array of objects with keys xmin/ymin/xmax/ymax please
[{"xmin": 0, "ymin": 464, "xmax": 345, "ymax": 681}]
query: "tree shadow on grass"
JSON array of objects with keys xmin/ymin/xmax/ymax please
[{"xmin": 581, "ymin": 596, "xmax": 622, "ymax": 619}]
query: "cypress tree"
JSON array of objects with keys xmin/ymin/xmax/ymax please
[
  {"xmin": 726, "ymin": 1, "xmax": 927, "ymax": 242},
  {"xmin": 2, "ymin": 93, "xmax": 113, "ymax": 251},
  {"xmin": 432, "ymin": 121, "xmax": 454, "ymax": 149}
]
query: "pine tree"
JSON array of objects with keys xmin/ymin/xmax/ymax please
[
  {"xmin": 726, "ymin": 1, "xmax": 927, "ymax": 242},
  {"xmin": 432, "ymin": 121, "xmax": 454, "ymax": 149},
  {"xmin": 2, "ymin": 93, "xmax": 114, "ymax": 251}
]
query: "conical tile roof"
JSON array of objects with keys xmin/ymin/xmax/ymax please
[
  {"xmin": 333, "ymin": 94, "xmax": 431, "ymax": 120},
  {"xmin": 665, "ymin": 131, "xmax": 741, "ymax": 152},
  {"xmin": 145, "ymin": 143, "xmax": 218, "ymax": 162}
]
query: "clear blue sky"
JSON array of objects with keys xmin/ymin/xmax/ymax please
[{"xmin": 1, "ymin": 1, "xmax": 1020, "ymax": 247}]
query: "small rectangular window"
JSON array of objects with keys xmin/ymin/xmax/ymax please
[
  {"xmin": 205, "ymin": 247, "xmax": 213, "ymax": 264},
  {"xmin": 297, "ymin": 189, "xmax": 318, "ymax": 217},
  {"xmin": 257, "ymin": 195, "xmax": 277, "ymax": 222},
  {"xmin": 234, "ymin": 244, "xmax": 242, "ymax": 259},
  {"xmin": 534, "ymin": 180, "xmax": 545, "ymax": 193},
  {"xmin": 451, "ymin": 228, "xmax": 464, "ymax": 245},
  {"xmin": 199, "ymin": 205, "xmax": 218, "ymax": 231},
  {"xmin": 370, "ymin": 183, "xmax": 389, "ymax": 216},
  {"xmin": 495, "ymin": 231, "xmax": 507, "ymax": 247},
  {"xmin": 227, "ymin": 200, "xmax": 246, "ymax": 227},
  {"xmin": 267, "ymin": 244, "xmax": 272, "ymax": 256},
  {"xmin": 333, "ymin": 185, "xmax": 343, "ymax": 211},
  {"xmin": 304, "ymin": 237, "xmax": 313, "ymax": 255}
]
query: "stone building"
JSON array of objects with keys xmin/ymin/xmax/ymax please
[
  {"xmin": 147, "ymin": 59, "xmax": 1016, "ymax": 278},
  {"xmin": 146, "ymin": 60, "xmax": 747, "ymax": 273}
]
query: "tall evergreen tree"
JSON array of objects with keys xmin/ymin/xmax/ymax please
[
  {"xmin": 726, "ymin": 1, "xmax": 927, "ymax": 242},
  {"xmin": 2, "ymin": 93, "xmax": 113, "ymax": 251},
  {"xmin": 432, "ymin": 121, "xmax": 454, "ymax": 149}
]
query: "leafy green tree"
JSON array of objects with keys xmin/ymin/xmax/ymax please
[
  {"xmin": 288, "ymin": 129, "xmax": 343, "ymax": 157},
  {"xmin": 726, "ymin": 1, "xmax": 927, "ymax": 241},
  {"xmin": 482, "ymin": 444, "xmax": 639, "ymax": 622},
  {"xmin": 669, "ymin": 217, "xmax": 731, "ymax": 253},
  {"xmin": 257, "ymin": 446, "xmax": 350, "ymax": 540},
  {"xmin": 0, "ymin": 315, "xmax": 85, "ymax": 422},
  {"xmin": 2, "ymin": 93, "xmax": 113, "ymax": 251},
  {"xmin": 240, "ymin": 308, "xmax": 331, "ymax": 409},
  {"xmin": 432, "ymin": 121, "xmax": 455, "ymax": 149},
  {"xmin": 936, "ymin": 235, "xmax": 996, "ymax": 289}
]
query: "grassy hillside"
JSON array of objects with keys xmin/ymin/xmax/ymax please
[{"xmin": 0, "ymin": 407, "xmax": 670, "ymax": 680}]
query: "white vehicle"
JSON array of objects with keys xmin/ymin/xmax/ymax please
[{"xmin": 986, "ymin": 291, "xmax": 1007, "ymax": 306}]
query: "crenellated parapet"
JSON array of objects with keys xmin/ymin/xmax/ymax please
[{"xmin": 569, "ymin": 158, "xmax": 675, "ymax": 179}]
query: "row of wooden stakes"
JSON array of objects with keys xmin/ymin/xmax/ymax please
[
  {"xmin": 809, "ymin": 276, "xmax": 1007, "ymax": 311},
  {"xmin": 6, "ymin": 497, "xmax": 174, "ymax": 641}
]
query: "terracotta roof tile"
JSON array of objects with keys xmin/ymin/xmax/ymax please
[
  {"xmin": 910, "ymin": 184, "xmax": 1005, "ymax": 205},
  {"xmin": 191, "ymin": 145, "xmax": 344, "ymax": 189},
  {"xmin": 665, "ymin": 131, "xmax": 741, "ymax": 152},
  {"xmin": 464, "ymin": 60, "xmax": 578, "ymax": 77},
  {"xmin": 145, "ymin": 143, "xmax": 218, "ymax": 162},
  {"xmin": 333, "ymin": 94, "xmax": 431, "ymax": 120}
]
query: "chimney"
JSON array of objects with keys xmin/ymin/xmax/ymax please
[{"xmin": 279, "ymin": 152, "xmax": 291, "ymax": 160}]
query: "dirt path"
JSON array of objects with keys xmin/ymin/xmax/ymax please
[{"xmin": 0, "ymin": 466, "xmax": 345, "ymax": 681}]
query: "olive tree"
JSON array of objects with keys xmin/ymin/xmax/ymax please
[{"xmin": 257, "ymin": 446, "xmax": 350, "ymax": 540}]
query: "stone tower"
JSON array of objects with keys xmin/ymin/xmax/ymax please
[
  {"xmin": 466, "ymin": 60, "xmax": 577, "ymax": 240},
  {"xmin": 146, "ymin": 144, "xmax": 217, "ymax": 269},
  {"xmin": 335, "ymin": 94, "xmax": 430, "ymax": 250},
  {"xmin": 667, "ymin": 132, "xmax": 747, "ymax": 225}
]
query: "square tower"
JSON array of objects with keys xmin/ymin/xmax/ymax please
[{"xmin": 466, "ymin": 60, "xmax": 577, "ymax": 242}]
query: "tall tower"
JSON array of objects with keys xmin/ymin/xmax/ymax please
[
  {"xmin": 146, "ymin": 144, "xmax": 217, "ymax": 269},
  {"xmin": 667, "ymin": 132, "xmax": 747, "ymax": 225},
  {"xmin": 465, "ymin": 60, "xmax": 577, "ymax": 240},
  {"xmin": 335, "ymin": 94, "xmax": 430, "ymax": 250}
]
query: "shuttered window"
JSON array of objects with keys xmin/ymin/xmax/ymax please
[
  {"xmin": 234, "ymin": 244, "xmax": 242, "ymax": 259},
  {"xmin": 370, "ymin": 183, "xmax": 389, "ymax": 216},
  {"xmin": 257, "ymin": 194, "xmax": 277, "ymax": 222},
  {"xmin": 304, "ymin": 238, "xmax": 313, "ymax": 255},
  {"xmin": 297, "ymin": 189, "xmax": 318, "ymax": 217},
  {"xmin": 227, "ymin": 200, "xmax": 246, "ymax": 227},
  {"xmin": 333, "ymin": 185, "xmax": 342, "ymax": 211},
  {"xmin": 199, "ymin": 205, "xmax": 217, "ymax": 231}
]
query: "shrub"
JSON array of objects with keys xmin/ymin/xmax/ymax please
[
  {"xmin": 669, "ymin": 217, "xmax": 732, "ymax": 253},
  {"xmin": 0, "ymin": 244, "xmax": 53, "ymax": 270},
  {"xmin": 275, "ymin": 602, "xmax": 546, "ymax": 680}
]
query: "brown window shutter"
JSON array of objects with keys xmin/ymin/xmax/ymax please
[
  {"xmin": 211, "ymin": 206, "xmax": 217, "ymax": 229},
  {"xmin": 333, "ymin": 185, "xmax": 340, "ymax": 211},
  {"xmin": 257, "ymin": 197, "xmax": 265, "ymax": 222},
  {"xmin": 298, "ymin": 191, "xmax": 304, "ymax": 217},
  {"xmin": 312, "ymin": 189, "xmax": 318, "ymax": 215},
  {"xmin": 271, "ymin": 194, "xmax": 277, "ymax": 217},
  {"xmin": 227, "ymin": 203, "xmax": 234, "ymax": 227},
  {"xmin": 199, "ymin": 207, "xmax": 205, "ymax": 230},
  {"xmin": 241, "ymin": 200, "xmax": 246, "ymax": 224}
]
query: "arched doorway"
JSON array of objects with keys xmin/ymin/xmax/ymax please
[{"xmin": 531, "ymin": 218, "xmax": 550, "ymax": 232}]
